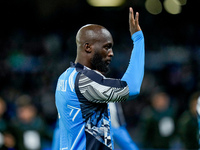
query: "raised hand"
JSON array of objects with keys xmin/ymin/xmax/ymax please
[{"xmin": 129, "ymin": 7, "xmax": 141, "ymax": 36}]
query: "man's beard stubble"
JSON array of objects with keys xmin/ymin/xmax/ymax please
[{"xmin": 90, "ymin": 52, "xmax": 110, "ymax": 74}]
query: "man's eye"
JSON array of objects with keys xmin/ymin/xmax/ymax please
[
  {"xmin": 104, "ymin": 44, "xmax": 112, "ymax": 50},
  {"xmin": 105, "ymin": 46, "xmax": 109, "ymax": 50}
]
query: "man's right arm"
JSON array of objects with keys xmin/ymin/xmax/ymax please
[
  {"xmin": 76, "ymin": 70, "xmax": 129, "ymax": 103},
  {"xmin": 121, "ymin": 7, "xmax": 145, "ymax": 98},
  {"xmin": 121, "ymin": 30, "xmax": 144, "ymax": 97}
]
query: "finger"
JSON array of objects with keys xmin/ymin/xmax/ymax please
[
  {"xmin": 135, "ymin": 12, "xmax": 141, "ymax": 31},
  {"xmin": 135, "ymin": 12, "xmax": 139, "ymax": 25},
  {"xmin": 129, "ymin": 7, "xmax": 135, "ymax": 24},
  {"xmin": 129, "ymin": 7, "xmax": 133, "ymax": 17},
  {"xmin": 129, "ymin": 7, "xmax": 132, "ymax": 24}
]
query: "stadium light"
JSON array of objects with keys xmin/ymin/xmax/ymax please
[
  {"xmin": 164, "ymin": 0, "xmax": 181, "ymax": 15},
  {"xmin": 87, "ymin": 0, "xmax": 125, "ymax": 7},
  {"xmin": 145, "ymin": 0, "xmax": 162, "ymax": 15},
  {"xmin": 145, "ymin": 0, "xmax": 186, "ymax": 15}
]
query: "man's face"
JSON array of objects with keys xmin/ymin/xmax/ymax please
[{"xmin": 90, "ymin": 36, "xmax": 114, "ymax": 74}]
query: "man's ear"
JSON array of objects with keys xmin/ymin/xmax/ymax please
[{"xmin": 84, "ymin": 43, "xmax": 92, "ymax": 53}]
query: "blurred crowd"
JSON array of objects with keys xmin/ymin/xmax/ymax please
[{"xmin": 0, "ymin": 19, "xmax": 200, "ymax": 150}]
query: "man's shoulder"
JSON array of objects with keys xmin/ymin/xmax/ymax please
[
  {"xmin": 74, "ymin": 63, "xmax": 104, "ymax": 81},
  {"xmin": 59, "ymin": 67, "xmax": 76, "ymax": 79},
  {"xmin": 78, "ymin": 69, "xmax": 127, "ymax": 89}
]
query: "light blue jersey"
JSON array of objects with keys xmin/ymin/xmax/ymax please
[{"xmin": 55, "ymin": 31, "xmax": 144, "ymax": 150}]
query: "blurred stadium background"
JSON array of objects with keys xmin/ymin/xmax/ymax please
[{"xmin": 0, "ymin": 0, "xmax": 200, "ymax": 149}]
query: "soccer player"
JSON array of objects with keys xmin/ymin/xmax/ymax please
[{"xmin": 55, "ymin": 7, "xmax": 145, "ymax": 150}]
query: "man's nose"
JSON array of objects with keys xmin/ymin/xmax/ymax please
[{"xmin": 108, "ymin": 49, "xmax": 114, "ymax": 57}]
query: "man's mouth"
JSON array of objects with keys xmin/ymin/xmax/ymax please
[{"xmin": 106, "ymin": 60, "xmax": 111, "ymax": 65}]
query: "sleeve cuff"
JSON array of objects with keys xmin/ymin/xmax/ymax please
[{"xmin": 131, "ymin": 30, "xmax": 143, "ymax": 42}]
